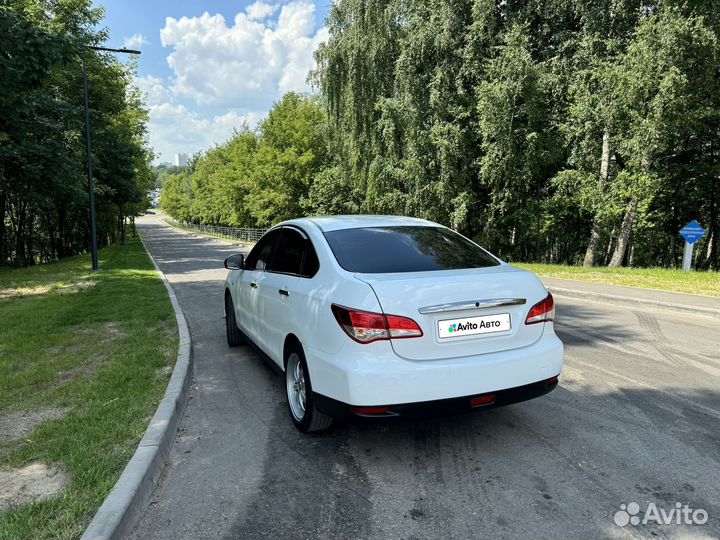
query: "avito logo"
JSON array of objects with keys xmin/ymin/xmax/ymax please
[
  {"xmin": 448, "ymin": 320, "xmax": 502, "ymax": 333},
  {"xmin": 448, "ymin": 322, "xmax": 478, "ymax": 333}
]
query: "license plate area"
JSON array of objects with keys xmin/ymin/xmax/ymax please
[{"xmin": 437, "ymin": 313, "xmax": 511, "ymax": 339}]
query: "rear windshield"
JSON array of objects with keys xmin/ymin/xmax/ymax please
[{"xmin": 324, "ymin": 226, "xmax": 500, "ymax": 273}]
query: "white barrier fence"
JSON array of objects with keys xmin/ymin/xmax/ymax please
[{"xmin": 167, "ymin": 219, "xmax": 267, "ymax": 243}]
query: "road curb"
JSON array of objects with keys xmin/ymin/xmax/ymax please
[
  {"xmin": 81, "ymin": 236, "xmax": 193, "ymax": 540},
  {"xmin": 548, "ymin": 286, "xmax": 720, "ymax": 319}
]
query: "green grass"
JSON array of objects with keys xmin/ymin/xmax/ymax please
[
  {"xmin": 0, "ymin": 236, "xmax": 177, "ymax": 539},
  {"xmin": 515, "ymin": 263, "xmax": 720, "ymax": 297}
]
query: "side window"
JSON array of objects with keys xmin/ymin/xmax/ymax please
[
  {"xmin": 267, "ymin": 227, "xmax": 320, "ymax": 278},
  {"xmin": 301, "ymin": 241, "xmax": 319, "ymax": 278},
  {"xmin": 244, "ymin": 229, "xmax": 281, "ymax": 271},
  {"xmin": 271, "ymin": 229, "xmax": 306, "ymax": 275}
]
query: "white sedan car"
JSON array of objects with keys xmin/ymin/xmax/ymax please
[{"xmin": 224, "ymin": 216, "xmax": 563, "ymax": 432}]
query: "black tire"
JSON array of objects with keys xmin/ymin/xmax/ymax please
[
  {"xmin": 285, "ymin": 343, "xmax": 333, "ymax": 433},
  {"xmin": 225, "ymin": 293, "xmax": 244, "ymax": 347}
]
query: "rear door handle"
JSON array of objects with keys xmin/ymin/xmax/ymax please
[
  {"xmin": 278, "ymin": 289, "xmax": 289, "ymax": 296},
  {"xmin": 250, "ymin": 282, "xmax": 257, "ymax": 288}
]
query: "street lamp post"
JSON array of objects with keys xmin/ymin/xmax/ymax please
[{"xmin": 83, "ymin": 45, "xmax": 141, "ymax": 271}]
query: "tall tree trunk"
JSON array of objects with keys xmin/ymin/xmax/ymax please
[
  {"xmin": 603, "ymin": 227, "xmax": 616, "ymax": 265},
  {"xmin": 24, "ymin": 210, "xmax": 34, "ymax": 266},
  {"xmin": 703, "ymin": 175, "xmax": 718, "ymax": 270},
  {"xmin": 120, "ymin": 211, "xmax": 125, "ymax": 245},
  {"xmin": 583, "ymin": 128, "xmax": 612, "ymax": 267},
  {"xmin": 14, "ymin": 201, "xmax": 26, "ymax": 266},
  {"xmin": 0, "ymin": 190, "xmax": 6, "ymax": 265},
  {"xmin": 608, "ymin": 196, "xmax": 638, "ymax": 268}
]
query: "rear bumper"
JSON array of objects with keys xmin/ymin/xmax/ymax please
[
  {"xmin": 314, "ymin": 376, "xmax": 560, "ymax": 419},
  {"xmin": 307, "ymin": 330, "xmax": 564, "ymax": 406}
]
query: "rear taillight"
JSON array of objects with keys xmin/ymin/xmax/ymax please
[
  {"xmin": 331, "ymin": 304, "xmax": 423, "ymax": 344},
  {"xmin": 525, "ymin": 292, "xmax": 555, "ymax": 325}
]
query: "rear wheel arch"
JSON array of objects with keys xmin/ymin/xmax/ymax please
[{"xmin": 283, "ymin": 334, "xmax": 302, "ymax": 369}]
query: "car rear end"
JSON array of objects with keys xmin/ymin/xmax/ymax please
[{"xmin": 307, "ymin": 221, "xmax": 563, "ymax": 419}]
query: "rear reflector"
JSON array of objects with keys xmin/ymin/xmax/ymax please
[
  {"xmin": 470, "ymin": 394, "xmax": 496, "ymax": 407},
  {"xmin": 350, "ymin": 406, "xmax": 394, "ymax": 416},
  {"xmin": 525, "ymin": 292, "xmax": 555, "ymax": 325},
  {"xmin": 546, "ymin": 376, "xmax": 559, "ymax": 386},
  {"xmin": 331, "ymin": 304, "xmax": 423, "ymax": 344}
]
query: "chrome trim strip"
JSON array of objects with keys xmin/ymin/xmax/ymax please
[{"xmin": 418, "ymin": 298, "xmax": 526, "ymax": 314}]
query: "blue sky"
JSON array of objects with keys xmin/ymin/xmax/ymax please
[{"xmin": 95, "ymin": 0, "xmax": 331, "ymax": 163}]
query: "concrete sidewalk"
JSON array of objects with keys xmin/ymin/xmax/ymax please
[{"xmin": 540, "ymin": 276, "xmax": 720, "ymax": 319}]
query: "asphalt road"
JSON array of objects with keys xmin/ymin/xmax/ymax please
[{"xmin": 132, "ymin": 216, "xmax": 720, "ymax": 540}]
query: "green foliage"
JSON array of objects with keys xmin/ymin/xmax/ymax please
[
  {"xmin": 0, "ymin": 0, "xmax": 154, "ymax": 266},
  {"xmin": 162, "ymin": 0, "xmax": 720, "ymax": 270},
  {"xmin": 312, "ymin": 0, "xmax": 720, "ymax": 269},
  {"xmin": 162, "ymin": 93, "xmax": 329, "ymax": 228},
  {"xmin": 152, "ymin": 164, "xmax": 187, "ymax": 189},
  {"xmin": 246, "ymin": 93, "xmax": 328, "ymax": 226},
  {"xmin": 476, "ymin": 23, "xmax": 562, "ymax": 258},
  {"xmin": 160, "ymin": 173, "xmax": 193, "ymax": 223}
]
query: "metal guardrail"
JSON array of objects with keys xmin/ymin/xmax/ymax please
[{"xmin": 167, "ymin": 219, "xmax": 267, "ymax": 243}]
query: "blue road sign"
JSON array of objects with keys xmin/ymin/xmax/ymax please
[{"xmin": 679, "ymin": 220, "xmax": 705, "ymax": 245}]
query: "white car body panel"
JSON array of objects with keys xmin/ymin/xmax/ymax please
[
  {"xmin": 308, "ymin": 330, "xmax": 563, "ymax": 405},
  {"xmin": 224, "ymin": 215, "xmax": 564, "ymax": 408},
  {"xmin": 356, "ymin": 266, "xmax": 548, "ymax": 360}
]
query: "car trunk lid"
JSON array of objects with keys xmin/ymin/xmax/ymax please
[{"xmin": 356, "ymin": 265, "xmax": 548, "ymax": 361}]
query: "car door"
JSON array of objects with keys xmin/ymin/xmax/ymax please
[
  {"xmin": 236, "ymin": 229, "xmax": 282, "ymax": 343},
  {"xmin": 256, "ymin": 227, "xmax": 310, "ymax": 365}
]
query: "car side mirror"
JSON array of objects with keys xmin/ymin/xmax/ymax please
[{"xmin": 224, "ymin": 253, "xmax": 244, "ymax": 270}]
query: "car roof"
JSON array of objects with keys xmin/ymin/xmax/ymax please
[{"xmin": 281, "ymin": 215, "xmax": 440, "ymax": 232}]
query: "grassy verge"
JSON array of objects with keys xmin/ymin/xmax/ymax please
[
  {"xmin": 0, "ymin": 235, "xmax": 177, "ymax": 539},
  {"xmin": 515, "ymin": 263, "xmax": 720, "ymax": 298}
]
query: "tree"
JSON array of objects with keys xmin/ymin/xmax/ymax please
[
  {"xmin": 0, "ymin": 0, "xmax": 153, "ymax": 265},
  {"xmin": 607, "ymin": 8, "xmax": 718, "ymax": 267},
  {"xmin": 161, "ymin": 0, "xmax": 720, "ymax": 272},
  {"xmin": 160, "ymin": 172, "xmax": 193, "ymax": 223},
  {"xmin": 162, "ymin": 94, "xmax": 328, "ymax": 229},
  {"xmin": 476, "ymin": 23, "xmax": 560, "ymax": 259}
]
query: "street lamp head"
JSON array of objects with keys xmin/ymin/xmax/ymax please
[{"xmin": 87, "ymin": 45, "xmax": 142, "ymax": 55}]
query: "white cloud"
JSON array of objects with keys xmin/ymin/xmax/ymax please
[
  {"xmin": 123, "ymin": 33, "xmax": 149, "ymax": 50},
  {"xmin": 135, "ymin": 75, "xmax": 173, "ymax": 105},
  {"xmin": 246, "ymin": 1, "xmax": 278, "ymax": 20},
  {"xmin": 146, "ymin": 103, "xmax": 263, "ymax": 163},
  {"xmin": 160, "ymin": 1, "xmax": 326, "ymax": 107},
  {"xmin": 137, "ymin": 1, "xmax": 327, "ymax": 163}
]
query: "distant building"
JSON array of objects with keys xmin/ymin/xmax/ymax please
[{"xmin": 174, "ymin": 153, "xmax": 188, "ymax": 167}]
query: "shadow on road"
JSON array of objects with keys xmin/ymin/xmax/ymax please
[
  {"xmin": 139, "ymin": 221, "xmax": 247, "ymax": 276},
  {"xmin": 229, "ymin": 372, "xmax": 720, "ymax": 540}
]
